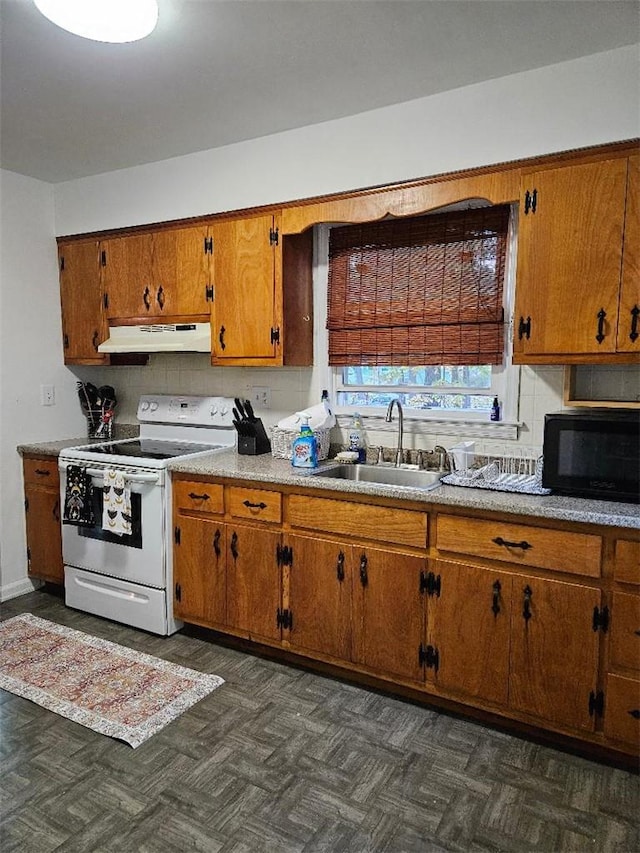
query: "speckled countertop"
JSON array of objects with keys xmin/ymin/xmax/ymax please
[
  {"xmin": 16, "ymin": 439, "xmax": 639, "ymax": 529},
  {"xmin": 17, "ymin": 425, "xmax": 139, "ymax": 458},
  {"xmin": 168, "ymin": 449, "xmax": 640, "ymax": 530}
]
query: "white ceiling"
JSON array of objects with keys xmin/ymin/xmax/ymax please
[{"xmin": 1, "ymin": 0, "xmax": 638, "ymax": 183}]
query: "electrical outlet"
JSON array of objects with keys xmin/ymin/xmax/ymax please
[
  {"xmin": 40, "ymin": 384, "xmax": 55, "ymax": 406},
  {"xmin": 249, "ymin": 386, "xmax": 271, "ymax": 409}
]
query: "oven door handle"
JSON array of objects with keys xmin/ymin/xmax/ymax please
[{"xmin": 84, "ymin": 467, "xmax": 161, "ymax": 485}]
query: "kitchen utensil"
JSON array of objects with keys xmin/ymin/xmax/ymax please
[
  {"xmin": 244, "ymin": 400, "xmax": 257, "ymax": 421},
  {"xmin": 234, "ymin": 398, "xmax": 247, "ymax": 420}
]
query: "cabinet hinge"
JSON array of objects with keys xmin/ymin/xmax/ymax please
[
  {"xmin": 419, "ymin": 643, "xmax": 439, "ymax": 672},
  {"xmin": 420, "ymin": 571, "xmax": 441, "ymax": 597},
  {"xmin": 174, "ymin": 526, "xmax": 181, "ymax": 545},
  {"xmin": 588, "ymin": 690, "xmax": 604, "ymax": 718},
  {"xmin": 63, "ymin": 334, "xmax": 69, "ymax": 350},
  {"xmin": 175, "ymin": 582, "xmax": 182, "ymax": 602},
  {"xmin": 60, "ymin": 256, "xmax": 65, "ymax": 272},
  {"xmin": 592, "ymin": 606, "xmax": 609, "ymax": 633},
  {"xmin": 270, "ymin": 327, "xmax": 280, "ymax": 345},
  {"xmin": 24, "ymin": 497, "xmax": 29, "ymax": 512},
  {"xmin": 204, "ymin": 236, "xmax": 213, "ymax": 254},
  {"xmin": 276, "ymin": 608, "xmax": 293, "ymax": 630},
  {"xmin": 276, "ymin": 544, "xmax": 293, "ymax": 566},
  {"xmin": 27, "ymin": 546, "xmax": 31, "ymax": 562},
  {"xmin": 205, "ymin": 285, "xmax": 214, "ymax": 302},
  {"xmin": 101, "ymin": 250, "xmax": 107, "ymax": 267},
  {"xmin": 269, "ymin": 226, "xmax": 279, "ymax": 246},
  {"xmin": 523, "ymin": 188, "xmax": 538, "ymax": 215},
  {"xmin": 103, "ymin": 293, "xmax": 109, "ymax": 310}
]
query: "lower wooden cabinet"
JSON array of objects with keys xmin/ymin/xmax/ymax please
[
  {"xmin": 172, "ymin": 474, "xmax": 640, "ymax": 761},
  {"xmin": 23, "ymin": 456, "xmax": 64, "ymax": 584}
]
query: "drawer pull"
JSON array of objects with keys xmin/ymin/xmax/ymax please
[
  {"xmin": 491, "ymin": 580, "xmax": 501, "ymax": 617},
  {"xmin": 523, "ymin": 585, "xmax": 533, "ymax": 622},
  {"xmin": 35, "ymin": 468, "xmax": 51, "ymax": 477},
  {"xmin": 243, "ymin": 500, "xmax": 267, "ymax": 510},
  {"xmin": 492, "ymin": 536, "xmax": 532, "ymax": 551},
  {"xmin": 188, "ymin": 492, "xmax": 210, "ymax": 501},
  {"xmin": 629, "ymin": 709, "xmax": 640, "ymax": 720},
  {"xmin": 635, "ymin": 629, "xmax": 640, "ymax": 637},
  {"xmin": 213, "ymin": 529, "xmax": 221, "ymax": 558},
  {"xmin": 52, "ymin": 500, "xmax": 60, "ymax": 522},
  {"xmin": 336, "ymin": 551, "xmax": 345, "ymax": 582}
]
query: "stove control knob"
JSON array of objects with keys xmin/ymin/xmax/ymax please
[
  {"xmin": 210, "ymin": 406, "xmax": 218, "ymax": 417},
  {"xmin": 149, "ymin": 402, "xmax": 159, "ymax": 412},
  {"xmin": 220, "ymin": 406, "xmax": 229, "ymax": 417},
  {"xmin": 140, "ymin": 400, "xmax": 150, "ymax": 411}
]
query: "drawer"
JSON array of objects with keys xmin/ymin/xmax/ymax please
[
  {"xmin": 173, "ymin": 480, "xmax": 224, "ymax": 515},
  {"xmin": 23, "ymin": 457, "xmax": 59, "ymax": 486},
  {"xmin": 228, "ymin": 487, "xmax": 282, "ymax": 524},
  {"xmin": 603, "ymin": 673, "xmax": 640, "ymax": 750},
  {"xmin": 614, "ymin": 540, "xmax": 640, "ymax": 586},
  {"xmin": 436, "ymin": 514, "xmax": 601, "ymax": 577},
  {"xmin": 610, "ymin": 592, "xmax": 640, "ymax": 673},
  {"xmin": 287, "ymin": 495, "xmax": 427, "ymax": 549}
]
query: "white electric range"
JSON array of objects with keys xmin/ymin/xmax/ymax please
[{"xmin": 58, "ymin": 394, "xmax": 236, "ymax": 635}]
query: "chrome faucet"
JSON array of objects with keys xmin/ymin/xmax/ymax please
[
  {"xmin": 433, "ymin": 445, "xmax": 450, "ymax": 472},
  {"xmin": 385, "ymin": 398, "xmax": 404, "ymax": 466}
]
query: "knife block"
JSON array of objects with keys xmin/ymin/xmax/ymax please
[{"xmin": 235, "ymin": 418, "xmax": 272, "ymax": 455}]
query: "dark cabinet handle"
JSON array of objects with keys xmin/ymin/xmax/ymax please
[
  {"xmin": 230, "ymin": 531, "xmax": 239, "ymax": 560},
  {"xmin": 524, "ymin": 188, "xmax": 538, "ymax": 214},
  {"xmin": 492, "ymin": 579, "xmax": 501, "ymax": 617},
  {"xmin": 596, "ymin": 308, "xmax": 607, "ymax": 344},
  {"xmin": 523, "ymin": 585, "xmax": 533, "ymax": 622},
  {"xmin": 629, "ymin": 709, "xmax": 640, "ymax": 720},
  {"xmin": 213, "ymin": 529, "xmax": 221, "ymax": 558},
  {"xmin": 492, "ymin": 536, "xmax": 532, "ymax": 551},
  {"xmin": 92, "ymin": 330, "xmax": 99, "ymax": 351},
  {"xmin": 359, "ymin": 553, "xmax": 368, "ymax": 587},
  {"xmin": 219, "ymin": 326, "xmax": 226, "ymax": 350},
  {"xmin": 188, "ymin": 492, "xmax": 210, "ymax": 501},
  {"xmin": 52, "ymin": 500, "xmax": 60, "ymax": 522},
  {"xmin": 143, "ymin": 286, "xmax": 151, "ymax": 310},
  {"xmin": 63, "ymin": 333, "xmax": 69, "ymax": 349},
  {"xmin": 157, "ymin": 286, "xmax": 165, "ymax": 309},
  {"xmin": 336, "ymin": 551, "xmax": 345, "ymax": 582},
  {"xmin": 630, "ymin": 305, "xmax": 639, "ymax": 343},
  {"xmin": 35, "ymin": 469, "xmax": 51, "ymax": 477},
  {"xmin": 243, "ymin": 500, "xmax": 267, "ymax": 510},
  {"xmin": 517, "ymin": 316, "xmax": 531, "ymax": 341}
]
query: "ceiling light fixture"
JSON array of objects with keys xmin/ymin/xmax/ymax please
[{"xmin": 33, "ymin": 0, "xmax": 159, "ymax": 44}]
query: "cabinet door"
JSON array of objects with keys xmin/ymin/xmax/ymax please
[
  {"xmin": 102, "ymin": 233, "xmax": 153, "ymax": 320},
  {"xmin": 226, "ymin": 523, "xmax": 282, "ymax": 642},
  {"xmin": 151, "ymin": 226, "xmax": 212, "ymax": 317},
  {"xmin": 211, "ymin": 214, "xmax": 279, "ymax": 361},
  {"xmin": 352, "ymin": 545, "xmax": 424, "ymax": 683},
  {"xmin": 616, "ymin": 155, "xmax": 640, "ymax": 353},
  {"xmin": 287, "ymin": 535, "xmax": 352, "ymax": 663},
  {"xmin": 173, "ymin": 515, "xmax": 226, "ymax": 627},
  {"xmin": 59, "ymin": 240, "xmax": 108, "ymax": 364},
  {"xmin": 609, "ymin": 591, "xmax": 640, "ymax": 673},
  {"xmin": 514, "ymin": 159, "xmax": 628, "ymax": 356},
  {"xmin": 427, "ymin": 560, "xmax": 512, "ymax": 707},
  {"xmin": 603, "ymin": 674, "xmax": 640, "ymax": 750},
  {"xmin": 509, "ymin": 576, "xmax": 601, "ymax": 732},
  {"xmin": 25, "ymin": 486, "xmax": 63, "ymax": 584}
]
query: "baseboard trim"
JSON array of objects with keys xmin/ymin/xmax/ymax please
[{"xmin": 0, "ymin": 577, "xmax": 41, "ymax": 602}]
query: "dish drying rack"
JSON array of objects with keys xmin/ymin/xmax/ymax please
[{"xmin": 442, "ymin": 446, "xmax": 551, "ymax": 495}]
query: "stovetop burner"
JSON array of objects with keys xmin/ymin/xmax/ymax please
[{"xmin": 87, "ymin": 438, "xmax": 223, "ymax": 460}]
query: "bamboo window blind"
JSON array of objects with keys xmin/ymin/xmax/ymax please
[{"xmin": 327, "ymin": 205, "xmax": 510, "ymax": 366}]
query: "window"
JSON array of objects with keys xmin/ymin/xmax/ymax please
[{"xmin": 322, "ymin": 204, "xmax": 518, "ymax": 422}]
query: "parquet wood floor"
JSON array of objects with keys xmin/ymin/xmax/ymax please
[{"xmin": 1, "ymin": 590, "xmax": 638, "ymax": 852}]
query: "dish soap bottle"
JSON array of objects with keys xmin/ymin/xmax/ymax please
[
  {"xmin": 291, "ymin": 416, "xmax": 318, "ymax": 469},
  {"xmin": 348, "ymin": 412, "xmax": 366, "ymax": 463},
  {"xmin": 491, "ymin": 396, "xmax": 501, "ymax": 421}
]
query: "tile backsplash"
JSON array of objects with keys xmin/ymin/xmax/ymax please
[{"xmin": 71, "ymin": 357, "xmax": 580, "ymax": 457}]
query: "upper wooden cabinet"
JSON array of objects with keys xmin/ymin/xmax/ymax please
[
  {"xmin": 209, "ymin": 213, "xmax": 313, "ymax": 366},
  {"xmin": 101, "ymin": 225, "xmax": 213, "ymax": 322},
  {"xmin": 58, "ymin": 239, "xmax": 108, "ymax": 364},
  {"xmin": 617, "ymin": 154, "xmax": 640, "ymax": 353},
  {"xmin": 513, "ymin": 156, "xmax": 638, "ymax": 363}
]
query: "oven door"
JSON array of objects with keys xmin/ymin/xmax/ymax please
[{"xmin": 60, "ymin": 462, "xmax": 165, "ymax": 588}]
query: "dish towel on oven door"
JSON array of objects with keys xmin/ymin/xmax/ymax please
[
  {"xmin": 102, "ymin": 469, "xmax": 132, "ymax": 536},
  {"xmin": 63, "ymin": 465, "xmax": 95, "ymax": 526}
]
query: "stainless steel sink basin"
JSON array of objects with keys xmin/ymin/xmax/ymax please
[{"xmin": 313, "ymin": 464, "xmax": 444, "ymax": 491}]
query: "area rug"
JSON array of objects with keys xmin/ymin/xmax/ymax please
[{"xmin": 0, "ymin": 613, "xmax": 224, "ymax": 748}]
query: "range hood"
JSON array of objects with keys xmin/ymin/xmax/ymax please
[{"xmin": 98, "ymin": 323, "xmax": 211, "ymax": 354}]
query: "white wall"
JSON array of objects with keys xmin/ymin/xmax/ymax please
[
  {"xmin": 0, "ymin": 170, "xmax": 87, "ymax": 600},
  {"xmin": 55, "ymin": 46, "xmax": 639, "ymax": 235}
]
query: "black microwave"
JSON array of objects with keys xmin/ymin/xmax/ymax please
[{"xmin": 542, "ymin": 410, "xmax": 640, "ymax": 503}]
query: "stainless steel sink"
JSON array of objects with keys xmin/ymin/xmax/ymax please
[{"xmin": 312, "ymin": 463, "xmax": 444, "ymax": 491}]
